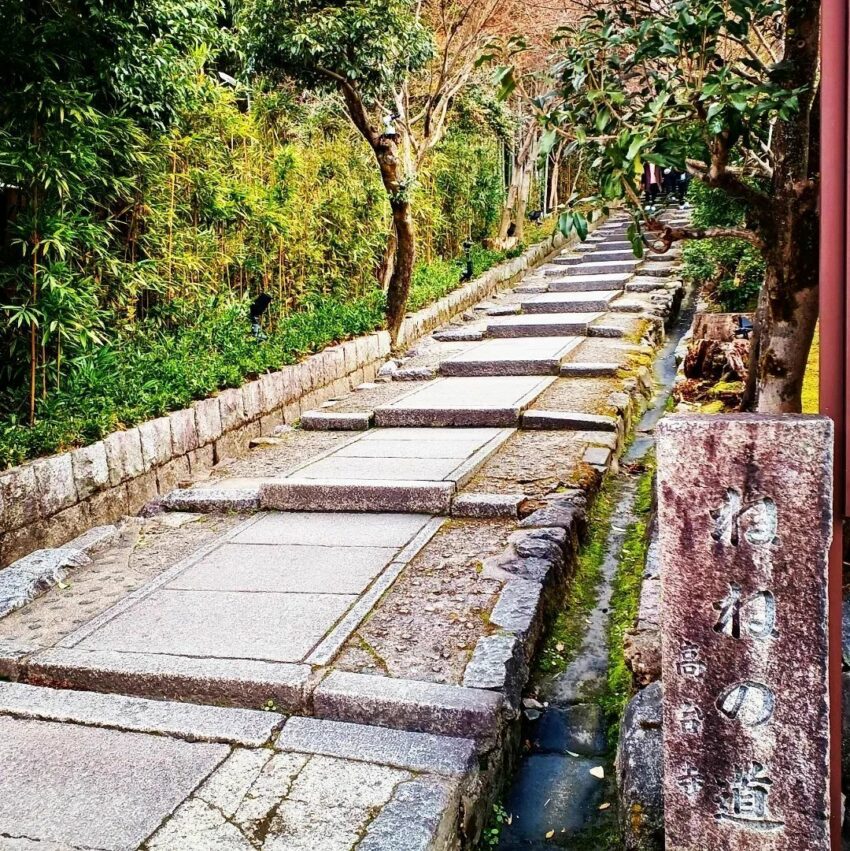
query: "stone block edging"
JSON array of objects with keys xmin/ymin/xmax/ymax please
[{"xmin": 0, "ymin": 223, "xmax": 592, "ymax": 571}]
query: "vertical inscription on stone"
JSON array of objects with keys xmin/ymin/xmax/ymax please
[{"xmin": 657, "ymin": 415, "xmax": 833, "ymax": 850}]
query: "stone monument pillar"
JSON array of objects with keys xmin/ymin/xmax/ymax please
[{"xmin": 656, "ymin": 414, "xmax": 833, "ymax": 850}]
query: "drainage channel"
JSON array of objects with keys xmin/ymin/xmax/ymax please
[{"xmin": 490, "ymin": 286, "xmax": 696, "ymax": 850}]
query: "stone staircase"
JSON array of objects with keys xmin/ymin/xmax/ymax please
[{"xmin": 0, "ymin": 211, "xmax": 688, "ymax": 851}]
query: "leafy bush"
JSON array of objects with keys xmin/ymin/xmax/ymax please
[{"xmin": 681, "ymin": 182, "xmax": 765, "ymax": 312}]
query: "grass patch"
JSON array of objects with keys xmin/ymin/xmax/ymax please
[
  {"xmin": 802, "ymin": 325, "xmax": 819, "ymax": 414},
  {"xmin": 599, "ymin": 455, "xmax": 656, "ymax": 745},
  {"xmin": 535, "ymin": 480, "xmax": 618, "ymax": 677}
]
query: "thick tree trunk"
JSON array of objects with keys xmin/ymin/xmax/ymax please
[
  {"xmin": 752, "ymin": 214, "xmax": 819, "ymax": 412},
  {"xmin": 498, "ymin": 124, "xmax": 539, "ymax": 243}
]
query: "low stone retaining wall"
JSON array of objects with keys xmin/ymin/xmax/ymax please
[{"xmin": 0, "ymin": 228, "xmax": 579, "ymax": 569}]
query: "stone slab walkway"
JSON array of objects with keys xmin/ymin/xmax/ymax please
[{"xmin": 0, "ymin": 211, "xmax": 687, "ymax": 850}]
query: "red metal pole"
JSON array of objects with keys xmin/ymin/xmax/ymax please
[{"xmin": 820, "ymin": 0, "xmax": 847, "ymax": 844}]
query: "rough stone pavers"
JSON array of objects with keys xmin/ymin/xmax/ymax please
[
  {"xmin": 0, "ymin": 684, "xmax": 478, "ymax": 851},
  {"xmin": 439, "ymin": 337, "xmax": 582, "ymax": 377}
]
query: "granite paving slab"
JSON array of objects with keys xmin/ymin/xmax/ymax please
[
  {"xmin": 521, "ymin": 291, "xmax": 620, "ymax": 313},
  {"xmin": 486, "ymin": 312, "xmax": 601, "ymax": 338},
  {"xmin": 439, "ymin": 337, "xmax": 582, "ymax": 377},
  {"xmin": 544, "ymin": 273, "xmax": 632, "ymax": 292},
  {"xmin": 0, "ymin": 716, "xmax": 228, "ymax": 850},
  {"xmin": 374, "ymin": 376, "xmax": 555, "ymax": 428},
  {"xmin": 73, "ymin": 588, "xmax": 357, "ymax": 662}
]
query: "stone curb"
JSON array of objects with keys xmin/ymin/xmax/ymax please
[
  {"xmin": 0, "ymin": 681, "xmax": 284, "ymax": 747},
  {"xmin": 160, "ymin": 487, "xmax": 261, "ymax": 513},
  {"xmin": 26, "ymin": 648, "xmax": 312, "ymax": 713},
  {"xmin": 312, "ymin": 670, "xmax": 504, "ymax": 739},
  {"xmin": 277, "ymin": 716, "xmax": 477, "ymax": 777}
]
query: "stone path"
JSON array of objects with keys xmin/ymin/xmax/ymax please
[{"xmin": 0, "ymin": 212, "xmax": 688, "ymax": 850}]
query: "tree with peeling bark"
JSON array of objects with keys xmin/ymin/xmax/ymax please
[
  {"xmin": 240, "ymin": 0, "xmax": 502, "ymax": 344},
  {"xmin": 497, "ymin": 0, "xmax": 819, "ymax": 412}
]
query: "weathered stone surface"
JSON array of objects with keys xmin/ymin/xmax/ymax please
[
  {"xmin": 0, "ymin": 716, "xmax": 228, "ymax": 850},
  {"xmin": 261, "ymin": 479, "xmax": 455, "ymax": 514},
  {"xmin": 657, "ymin": 415, "xmax": 833, "ymax": 850},
  {"xmin": 138, "ymin": 416, "xmax": 173, "ymax": 470},
  {"xmin": 66, "ymin": 524, "xmax": 120, "ymax": 556},
  {"xmin": 489, "ymin": 578, "xmax": 544, "ymax": 651},
  {"xmin": 162, "ymin": 487, "xmax": 261, "ymax": 513},
  {"xmin": 432, "ymin": 327, "xmax": 486, "ymax": 342},
  {"xmin": 0, "ymin": 639, "xmax": 34, "ymax": 680},
  {"xmin": 0, "ymin": 547, "xmax": 90, "ymax": 620},
  {"xmin": 358, "ymin": 778, "xmax": 458, "ymax": 851},
  {"xmin": 451, "ymin": 492, "xmax": 522, "ymax": 519},
  {"xmin": 462, "ymin": 633, "xmax": 528, "ymax": 707},
  {"xmin": 29, "ymin": 648, "xmax": 311, "ymax": 711},
  {"xmin": 546, "ymin": 273, "xmax": 631, "ymax": 292},
  {"xmin": 616, "ymin": 682, "xmax": 664, "ymax": 851},
  {"xmin": 0, "ymin": 682, "xmax": 283, "ymax": 746},
  {"xmin": 486, "ymin": 313, "xmax": 596, "ymax": 338},
  {"xmin": 169, "ymin": 407, "xmax": 200, "ymax": 455},
  {"xmin": 278, "ymin": 717, "xmax": 476, "ymax": 776},
  {"xmin": 76, "ymin": 587, "xmax": 355, "ymax": 663},
  {"xmin": 0, "ymin": 466, "xmax": 39, "ymax": 534},
  {"xmin": 300, "ymin": 410, "xmax": 374, "ymax": 431},
  {"xmin": 375, "ymin": 376, "xmax": 552, "ymax": 428},
  {"xmin": 193, "ymin": 397, "xmax": 223, "ymax": 446},
  {"xmin": 393, "ymin": 366, "xmax": 438, "ymax": 381},
  {"xmin": 103, "ymin": 428, "xmax": 145, "ymax": 486},
  {"xmin": 313, "ymin": 671, "xmax": 503, "ymax": 738},
  {"xmin": 522, "ymin": 410, "xmax": 619, "ymax": 431},
  {"xmin": 70, "ymin": 441, "xmax": 110, "ymax": 500},
  {"xmin": 32, "ymin": 453, "xmax": 78, "ymax": 517},
  {"xmin": 440, "ymin": 337, "xmax": 580, "ymax": 378}
]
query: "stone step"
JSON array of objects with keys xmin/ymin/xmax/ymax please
[
  {"xmin": 521, "ymin": 411, "xmax": 620, "ymax": 431},
  {"xmin": 578, "ymin": 249, "xmax": 637, "ymax": 260},
  {"xmin": 301, "ymin": 411, "xmax": 374, "ymax": 431},
  {"xmin": 439, "ymin": 337, "xmax": 582, "ymax": 377},
  {"xmin": 638, "ymin": 262, "xmax": 677, "ymax": 277},
  {"xmin": 626, "ymin": 278, "xmax": 670, "ymax": 293},
  {"xmin": 373, "ymin": 376, "xmax": 555, "ymax": 428},
  {"xmin": 546, "ymin": 273, "xmax": 631, "ymax": 293},
  {"xmin": 559, "ymin": 362, "xmax": 621, "ymax": 378},
  {"xmin": 486, "ymin": 313, "xmax": 601, "ymax": 338},
  {"xmin": 26, "ymin": 512, "xmax": 448, "ymax": 711},
  {"xmin": 568, "ymin": 260, "xmax": 641, "ymax": 276},
  {"xmin": 262, "ymin": 479, "xmax": 457, "ymax": 513},
  {"xmin": 594, "ymin": 240, "xmax": 632, "ymax": 250},
  {"xmin": 521, "ymin": 291, "xmax": 620, "ymax": 314}
]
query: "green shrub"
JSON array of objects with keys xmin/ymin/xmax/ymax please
[{"xmin": 681, "ymin": 181, "xmax": 765, "ymax": 312}]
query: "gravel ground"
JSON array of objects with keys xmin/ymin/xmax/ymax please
[
  {"xmin": 333, "ymin": 519, "xmax": 513, "ymax": 685},
  {"xmin": 462, "ymin": 431, "xmax": 589, "ymax": 497}
]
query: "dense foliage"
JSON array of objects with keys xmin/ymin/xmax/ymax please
[
  {"xmin": 681, "ymin": 183, "xmax": 765, "ymax": 312},
  {"xmin": 0, "ymin": 0, "xmax": 532, "ymax": 468}
]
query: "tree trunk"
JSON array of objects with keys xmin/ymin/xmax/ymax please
[
  {"xmin": 752, "ymin": 220, "xmax": 819, "ymax": 412},
  {"xmin": 498, "ymin": 123, "xmax": 539, "ymax": 243},
  {"xmin": 385, "ymin": 199, "xmax": 416, "ymax": 344},
  {"xmin": 377, "ymin": 223, "xmax": 397, "ymax": 291}
]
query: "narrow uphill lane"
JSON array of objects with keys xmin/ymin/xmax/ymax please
[{"xmin": 0, "ymin": 211, "xmax": 688, "ymax": 851}]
